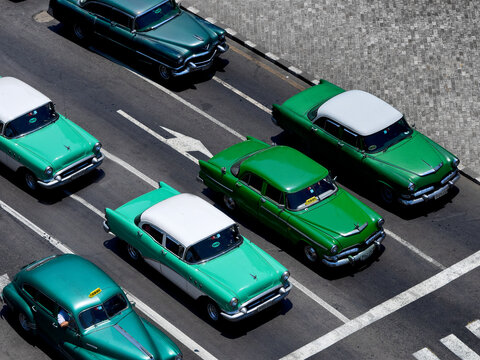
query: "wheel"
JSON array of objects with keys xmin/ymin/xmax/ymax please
[
  {"xmin": 72, "ymin": 23, "xmax": 88, "ymax": 42},
  {"xmin": 303, "ymin": 244, "xmax": 318, "ymax": 263},
  {"xmin": 205, "ymin": 299, "xmax": 220, "ymax": 322},
  {"xmin": 158, "ymin": 65, "xmax": 172, "ymax": 81},
  {"xmin": 22, "ymin": 170, "xmax": 38, "ymax": 192},
  {"xmin": 223, "ymin": 195, "xmax": 236, "ymax": 211},
  {"xmin": 18, "ymin": 312, "xmax": 31, "ymax": 333},
  {"xmin": 379, "ymin": 184, "xmax": 394, "ymax": 205},
  {"xmin": 126, "ymin": 244, "xmax": 142, "ymax": 262}
]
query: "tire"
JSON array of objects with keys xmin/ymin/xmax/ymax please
[
  {"xmin": 126, "ymin": 243, "xmax": 142, "ymax": 262},
  {"xmin": 379, "ymin": 184, "xmax": 394, "ymax": 205},
  {"xmin": 205, "ymin": 299, "xmax": 221, "ymax": 323},
  {"xmin": 22, "ymin": 170, "xmax": 38, "ymax": 192},
  {"xmin": 223, "ymin": 195, "xmax": 236, "ymax": 211},
  {"xmin": 72, "ymin": 22, "xmax": 88, "ymax": 43},
  {"xmin": 18, "ymin": 311, "xmax": 32, "ymax": 333},
  {"xmin": 158, "ymin": 65, "xmax": 172, "ymax": 81},
  {"xmin": 302, "ymin": 243, "xmax": 318, "ymax": 263}
]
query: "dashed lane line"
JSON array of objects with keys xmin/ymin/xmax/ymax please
[
  {"xmin": 280, "ymin": 249, "xmax": 480, "ymax": 360},
  {"xmin": 89, "ymin": 47, "xmax": 246, "ymax": 142},
  {"xmin": 0, "ymin": 199, "xmax": 218, "ymax": 360},
  {"xmin": 440, "ymin": 334, "xmax": 480, "ymax": 360},
  {"xmin": 385, "ymin": 229, "xmax": 446, "ymax": 270},
  {"xmin": 64, "ymin": 191, "xmax": 105, "ymax": 219},
  {"xmin": 413, "ymin": 348, "xmax": 441, "ymax": 360}
]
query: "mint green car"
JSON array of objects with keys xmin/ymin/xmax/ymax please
[
  {"xmin": 1, "ymin": 254, "xmax": 182, "ymax": 360},
  {"xmin": 104, "ymin": 182, "xmax": 291, "ymax": 322},
  {"xmin": 198, "ymin": 137, "xmax": 385, "ymax": 267},
  {"xmin": 0, "ymin": 77, "xmax": 103, "ymax": 191},
  {"xmin": 272, "ymin": 80, "xmax": 460, "ymax": 205}
]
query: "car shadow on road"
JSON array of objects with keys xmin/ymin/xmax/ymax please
[
  {"xmin": 103, "ymin": 235, "xmax": 293, "ymax": 337},
  {"xmin": 47, "ymin": 23, "xmax": 230, "ymax": 93}
]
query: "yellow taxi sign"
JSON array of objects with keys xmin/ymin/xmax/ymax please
[
  {"xmin": 305, "ymin": 196, "xmax": 317, "ymax": 206},
  {"xmin": 89, "ymin": 288, "xmax": 102, "ymax": 298}
]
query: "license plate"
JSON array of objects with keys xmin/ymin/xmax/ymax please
[
  {"xmin": 355, "ymin": 244, "xmax": 375, "ymax": 262},
  {"xmin": 435, "ymin": 188, "xmax": 448, "ymax": 200}
]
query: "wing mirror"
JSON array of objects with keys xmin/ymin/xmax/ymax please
[{"xmin": 278, "ymin": 204, "xmax": 285, "ymax": 210}]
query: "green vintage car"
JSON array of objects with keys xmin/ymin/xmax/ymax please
[
  {"xmin": 103, "ymin": 182, "xmax": 291, "ymax": 322},
  {"xmin": 0, "ymin": 77, "xmax": 103, "ymax": 191},
  {"xmin": 1, "ymin": 254, "xmax": 182, "ymax": 360},
  {"xmin": 272, "ymin": 80, "xmax": 460, "ymax": 205},
  {"xmin": 197, "ymin": 137, "xmax": 385, "ymax": 267},
  {"xmin": 48, "ymin": 0, "xmax": 229, "ymax": 80}
]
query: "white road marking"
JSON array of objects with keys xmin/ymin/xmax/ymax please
[
  {"xmin": 467, "ymin": 320, "xmax": 480, "ymax": 339},
  {"xmin": 0, "ymin": 200, "xmax": 218, "ymax": 360},
  {"xmin": 440, "ymin": 334, "xmax": 480, "ymax": 360},
  {"xmin": 280, "ymin": 249, "xmax": 480, "ymax": 360},
  {"xmin": 124, "ymin": 290, "xmax": 217, "ymax": 360},
  {"xmin": 0, "ymin": 274, "xmax": 11, "ymax": 294},
  {"xmin": 413, "ymin": 348, "xmax": 441, "ymax": 360},
  {"xmin": 117, "ymin": 110, "xmax": 212, "ymax": 165},
  {"xmin": 289, "ymin": 278, "xmax": 349, "ymax": 323},
  {"xmin": 64, "ymin": 191, "xmax": 105, "ymax": 219},
  {"xmin": 212, "ymin": 76, "xmax": 271, "ymax": 114},
  {"xmin": 244, "ymin": 40, "xmax": 257, "ymax": 48},
  {"xmin": 102, "ymin": 148, "xmax": 159, "ymax": 189},
  {"xmin": 385, "ymin": 229, "xmax": 446, "ymax": 270},
  {"xmin": 0, "ymin": 200, "xmax": 74, "ymax": 254}
]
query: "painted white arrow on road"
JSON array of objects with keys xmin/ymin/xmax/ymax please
[
  {"xmin": 117, "ymin": 110, "xmax": 212, "ymax": 165},
  {"xmin": 0, "ymin": 274, "xmax": 11, "ymax": 295}
]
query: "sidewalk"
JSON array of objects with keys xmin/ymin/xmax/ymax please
[{"xmin": 183, "ymin": 0, "xmax": 480, "ymax": 181}]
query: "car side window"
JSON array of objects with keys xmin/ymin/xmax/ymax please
[
  {"xmin": 84, "ymin": 3, "xmax": 111, "ymax": 19},
  {"xmin": 35, "ymin": 291, "xmax": 56, "ymax": 315},
  {"xmin": 165, "ymin": 236, "xmax": 185, "ymax": 258},
  {"xmin": 264, "ymin": 184, "xmax": 284, "ymax": 205},
  {"xmin": 323, "ymin": 119, "xmax": 341, "ymax": 138},
  {"xmin": 142, "ymin": 224, "xmax": 164, "ymax": 244},
  {"xmin": 0, "ymin": 123, "xmax": 3, "ymax": 134},
  {"xmin": 23, "ymin": 284, "xmax": 37, "ymax": 298},
  {"xmin": 342, "ymin": 128, "xmax": 359, "ymax": 148},
  {"xmin": 241, "ymin": 173, "xmax": 263, "ymax": 192},
  {"xmin": 109, "ymin": 8, "xmax": 131, "ymax": 28}
]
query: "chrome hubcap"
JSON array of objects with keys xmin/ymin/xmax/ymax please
[
  {"xmin": 19, "ymin": 313, "xmax": 30, "ymax": 332},
  {"xmin": 25, "ymin": 173, "xmax": 36, "ymax": 190},
  {"xmin": 207, "ymin": 302, "xmax": 219, "ymax": 321},
  {"xmin": 381, "ymin": 186, "xmax": 394, "ymax": 204},
  {"xmin": 73, "ymin": 24, "xmax": 85, "ymax": 40},
  {"xmin": 304, "ymin": 246, "xmax": 317, "ymax": 262},
  {"xmin": 159, "ymin": 65, "xmax": 170, "ymax": 80},
  {"xmin": 223, "ymin": 195, "xmax": 236, "ymax": 210},
  {"xmin": 127, "ymin": 245, "xmax": 139, "ymax": 260}
]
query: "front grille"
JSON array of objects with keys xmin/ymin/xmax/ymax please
[
  {"xmin": 245, "ymin": 289, "xmax": 279, "ymax": 311},
  {"xmin": 335, "ymin": 230, "xmax": 383, "ymax": 259},
  {"xmin": 191, "ymin": 50, "xmax": 216, "ymax": 66},
  {"xmin": 58, "ymin": 158, "xmax": 92, "ymax": 178}
]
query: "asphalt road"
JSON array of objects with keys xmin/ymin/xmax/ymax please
[{"xmin": 0, "ymin": 1, "xmax": 479, "ymax": 359}]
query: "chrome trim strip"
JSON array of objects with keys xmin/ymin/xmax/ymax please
[
  {"xmin": 418, "ymin": 161, "xmax": 443, "ymax": 177},
  {"xmin": 56, "ymin": 155, "xmax": 95, "ymax": 176},
  {"xmin": 114, "ymin": 324, "xmax": 154, "ymax": 359},
  {"xmin": 399, "ymin": 173, "xmax": 460, "ymax": 205},
  {"xmin": 340, "ymin": 222, "xmax": 368, "ymax": 237},
  {"xmin": 260, "ymin": 205, "xmax": 328, "ymax": 250},
  {"xmin": 201, "ymin": 173, "xmax": 233, "ymax": 193},
  {"xmin": 441, "ymin": 169, "xmax": 458, "ymax": 185}
]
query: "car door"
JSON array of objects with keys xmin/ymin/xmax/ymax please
[
  {"xmin": 0, "ymin": 127, "xmax": 21, "ymax": 171},
  {"xmin": 258, "ymin": 183, "xmax": 290, "ymax": 235},
  {"xmin": 337, "ymin": 127, "xmax": 365, "ymax": 175},
  {"xmin": 158, "ymin": 235, "xmax": 189, "ymax": 293},
  {"xmin": 311, "ymin": 117, "xmax": 341, "ymax": 167},
  {"xmin": 233, "ymin": 172, "xmax": 262, "ymax": 215},
  {"xmin": 32, "ymin": 290, "xmax": 63, "ymax": 345}
]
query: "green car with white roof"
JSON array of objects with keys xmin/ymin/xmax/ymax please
[
  {"xmin": 0, "ymin": 77, "xmax": 103, "ymax": 191},
  {"xmin": 272, "ymin": 80, "xmax": 460, "ymax": 205},
  {"xmin": 1, "ymin": 254, "xmax": 182, "ymax": 360},
  {"xmin": 103, "ymin": 182, "xmax": 291, "ymax": 322}
]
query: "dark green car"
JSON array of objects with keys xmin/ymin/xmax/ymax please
[
  {"xmin": 1, "ymin": 254, "xmax": 182, "ymax": 360},
  {"xmin": 48, "ymin": 0, "xmax": 228, "ymax": 80},
  {"xmin": 272, "ymin": 80, "xmax": 460, "ymax": 205},
  {"xmin": 198, "ymin": 137, "xmax": 385, "ymax": 267}
]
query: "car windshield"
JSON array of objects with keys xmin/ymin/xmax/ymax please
[
  {"xmin": 79, "ymin": 293, "xmax": 128, "ymax": 330},
  {"xmin": 185, "ymin": 225, "xmax": 242, "ymax": 264},
  {"xmin": 364, "ymin": 118, "xmax": 413, "ymax": 153},
  {"xmin": 286, "ymin": 175, "xmax": 337, "ymax": 211},
  {"xmin": 135, "ymin": 0, "xmax": 180, "ymax": 31},
  {"xmin": 3, "ymin": 102, "xmax": 58, "ymax": 139}
]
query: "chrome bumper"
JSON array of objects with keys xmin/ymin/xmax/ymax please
[
  {"xmin": 172, "ymin": 44, "xmax": 229, "ymax": 77},
  {"xmin": 322, "ymin": 230, "xmax": 385, "ymax": 267},
  {"xmin": 221, "ymin": 283, "xmax": 292, "ymax": 322},
  {"xmin": 399, "ymin": 172, "xmax": 460, "ymax": 206},
  {"xmin": 37, "ymin": 153, "xmax": 104, "ymax": 189}
]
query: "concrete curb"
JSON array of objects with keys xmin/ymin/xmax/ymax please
[{"xmin": 182, "ymin": 4, "xmax": 480, "ymax": 187}]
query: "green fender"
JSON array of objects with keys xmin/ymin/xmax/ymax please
[
  {"xmin": 2, "ymin": 283, "xmax": 36, "ymax": 332},
  {"xmin": 63, "ymin": 343, "xmax": 114, "ymax": 360}
]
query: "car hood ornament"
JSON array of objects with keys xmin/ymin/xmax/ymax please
[
  {"xmin": 194, "ymin": 34, "xmax": 204, "ymax": 41},
  {"xmin": 250, "ymin": 274, "xmax": 257, "ymax": 280},
  {"xmin": 64, "ymin": 145, "xmax": 71, "ymax": 151}
]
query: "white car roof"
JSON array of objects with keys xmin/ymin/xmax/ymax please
[
  {"xmin": 316, "ymin": 90, "xmax": 403, "ymax": 136},
  {"xmin": 0, "ymin": 77, "xmax": 51, "ymax": 124},
  {"xmin": 140, "ymin": 193, "xmax": 235, "ymax": 248}
]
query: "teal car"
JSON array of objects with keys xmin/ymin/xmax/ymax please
[
  {"xmin": 272, "ymin": 80, "xmax": 460, "ymax": 205},
  {"xmin": 103, "ymin": 182, "xmax": 291, "ymax": 322},
  {"xmin": 1, "ymin": 254, "xmax": 182, "ymax": 360},
  {"xmin": 48, "ymin": 0, "xmax": 229, "ymax": 80},
  {"xmin": 198, "ymin": 137, "xmax": 385, "ymax": 267},
  {"xmin": 0, "ymin": 77, "xmax": 103, "ymax": 191}
]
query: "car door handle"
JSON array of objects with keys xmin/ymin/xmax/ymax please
[
  {"xmin": 52, "ymin": 322, "xmax": 58, "ymax": 328},
  {"xmin": 235, "ymin": 182, "xmax": 242, "ymax": 188},
  {"xmin": 337, "ymin": 141, "xmax": 344, "ymax": 148},
  {"xmin": 31, "ymin": 305, "xmax": 37, "ymax": 312},
  {"xmin": 311, "ymin": 127, "xmax": 318, "ymax": 132},
  {"xmin": 161, "ymin": 250, "xmax": 166, "ymax": 255},
  {"xmin": 137, "ymin": 231, "xmax": 143, "ymax": 237},
  {"xmin": 260, "ymin": 198, "xmax": 266, "ymax": 203}
]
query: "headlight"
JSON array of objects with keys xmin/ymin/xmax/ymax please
[
  {"xmin": 44, "ymin": 166, "xmax": 53, "ymax": 176},
  {"xmin": 176, "ymin": 57, "xmax": 185, "ymax": 66},
  {"xmin": 229, "ymin": 297, "xmax": 238, "ymax": 308},
  {"xmin": 453, "ymin": 157, "xmax": 459, "ymax": 168},
  {"xmin": 219, "ymin": 33, "xmax": 225, "ymax": 41},
  {"xmin": 408, "ymin": 182, "xmax": 415, "ymax": 192},
  {"xmin": 93, "ymin": 142, "xmax": 102, "ymax": 153},
  {"xmin": 377, "ymin": 218, "xmax": 385, "ymax": 228},
  {"xmin": 281, "ymin": 271, "xmax": 290, "ymax": 282},
  {"xmin": 330, "ymin": 245, "xmax": 338, "ymax": 254}
]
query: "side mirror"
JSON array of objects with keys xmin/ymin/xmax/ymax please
[
  {"xmin": 278, "ymin": 204, "xmax": 285, "ymax": 210},
  {"xmin": 333, "ymin": 176, "xmax": 338, "ymax": 182},
  {"xmin": 130, "ymin": 301, "xmax": 136, "ymax": 308},
  {"xmin": 411, "ymin": 123, "xmax": 416, "ymax": 129}
]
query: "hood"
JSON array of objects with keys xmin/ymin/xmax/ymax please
[
  {"xmin": 13, "ymin": 118, "xmax": 92, "ymax": 172},
  {"xmin": 370, "ymin": 132, "xmax": 446, "ymax": 177},
  {"xmin": 196, "ymin": 241, "xmax": 280, "ymax": 303},
  {"xmin": 140, "ymin": 12, "xmax": 216, "ymax": 53},
  {"xmin": 295, "ymin": 190, "xmax": 374, "ymax": 250},
  {"xmin": 82, "ymin": 311, "xmax": 160, "ymax": 360}
]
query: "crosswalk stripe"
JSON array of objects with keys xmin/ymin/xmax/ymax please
[
  {"xmin": 413, "ymin": 348, "xmax": 440, "ymax": 360},
  {"xmin": 440, "ymin": 334, "xmax": 480, "ymax": 360},
  {"xmin": 467, "ymin": 320, "xmax": 480, "ymax": 339},
  {"xmin": 0, "ymin": 274, "xmax": 11, "ymax": 294}
]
